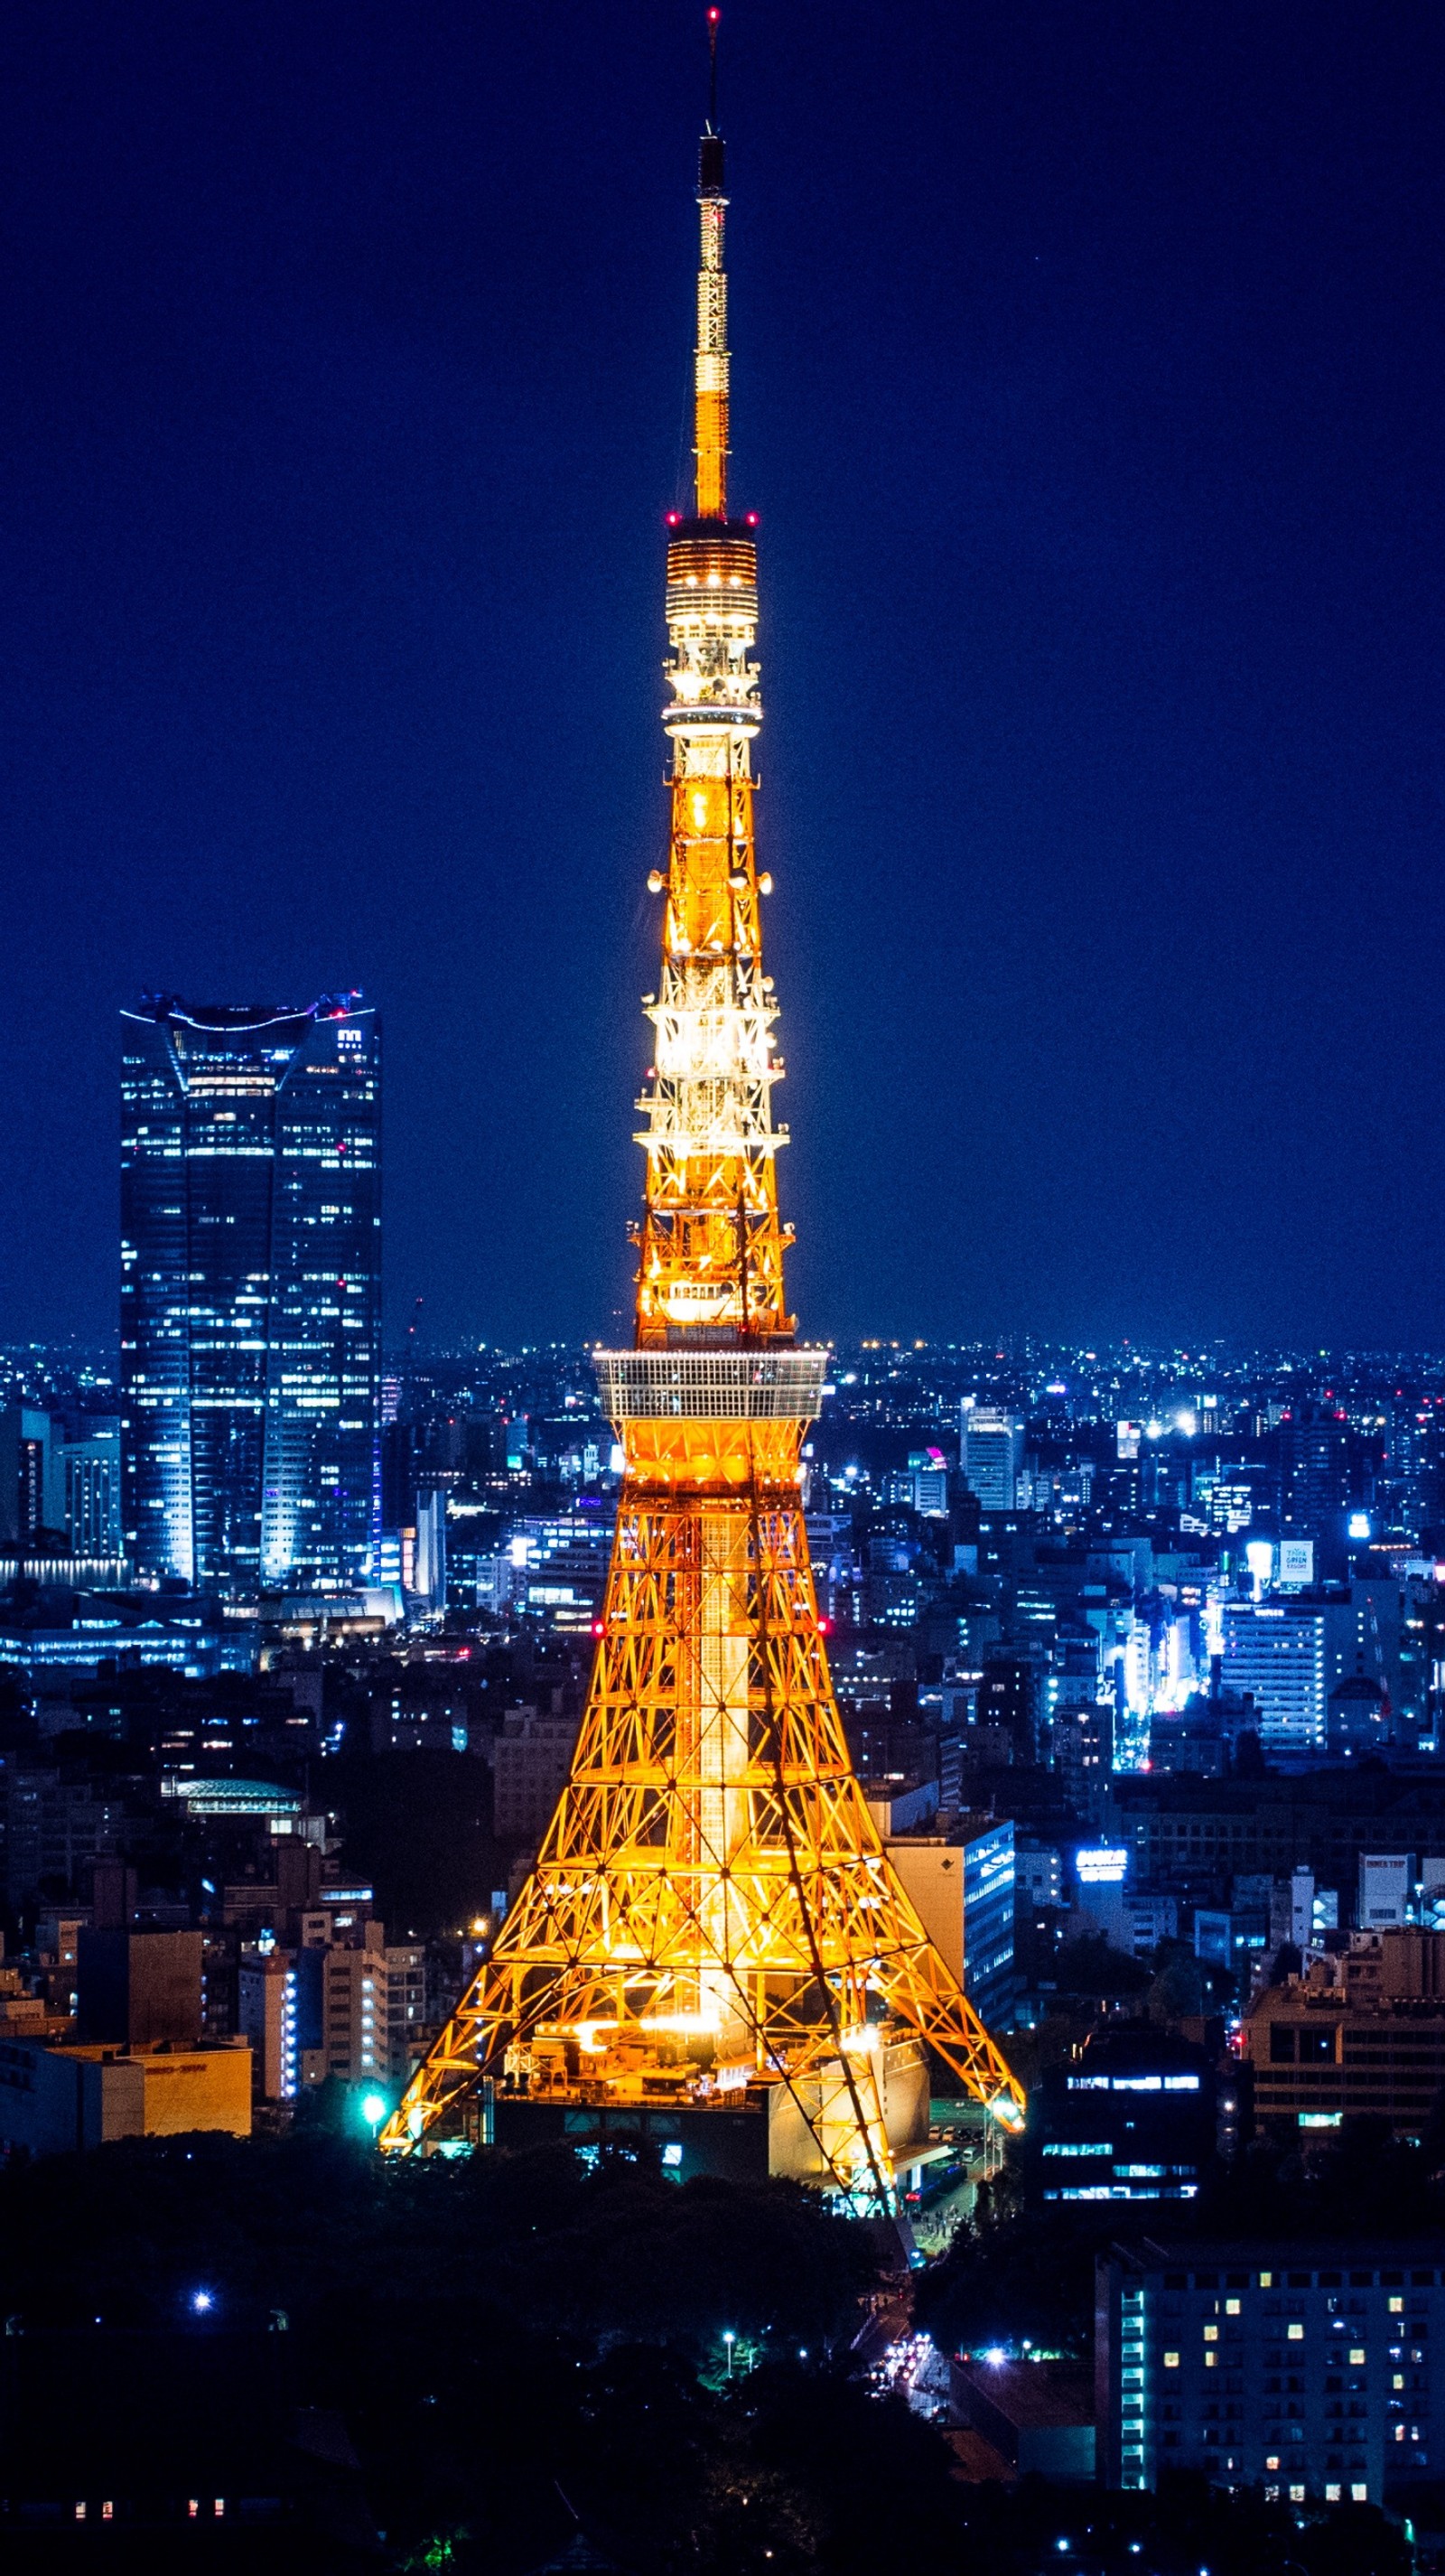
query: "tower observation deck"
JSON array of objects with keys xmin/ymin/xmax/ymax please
[{"xmin": 380, "ymin": 43, "xmax": 1022, "ymax": 2198}]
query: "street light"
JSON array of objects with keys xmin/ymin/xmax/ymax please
[
  {"xmin": 723, "ymin": 2331, "xmax": 736, "ymax": 2377},
  {"xmin": 360, "ymin": 2092, "xmax": 388, "ymax": 2139}
]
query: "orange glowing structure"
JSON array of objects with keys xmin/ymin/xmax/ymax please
[{"xmin": 380, "ymin": 70, "xmax": 1022, "ymax": 2195}]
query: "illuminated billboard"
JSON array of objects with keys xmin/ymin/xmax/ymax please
[{"xmin": 1076, "ymin": 1846, "xmax": 1129, "ymax": 1885}]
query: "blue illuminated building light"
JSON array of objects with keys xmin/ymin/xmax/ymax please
[
  {"xmin": 1034, "ymin": 2028, "xmax": 1216, "ymax": 2204},
  {"xmin": 120, "ymin": 994, "xmax": 381, "ymax": 1593}
]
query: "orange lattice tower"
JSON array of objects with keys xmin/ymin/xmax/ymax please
[{"xmin": 381, "ymin": 58, "xmax": 1022, "ymax": 2195}]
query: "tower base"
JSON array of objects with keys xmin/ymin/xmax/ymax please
[{"xmin": 483, "ymin": 2030, "xmax": 931, "ymax": 2198}]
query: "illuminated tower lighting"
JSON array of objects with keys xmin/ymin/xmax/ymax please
[{"xmin": 382, "ymin": 26, "xmax": 1022, "ymax": 2197}]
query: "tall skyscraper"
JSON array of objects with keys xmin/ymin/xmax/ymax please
[
  {"xmin": 1281, "ymin": 1398, "xmax": 1350, "ymax": 1570},
  {"xmin": 384, "ymin": 67, "xmax": 1021, "ymax": 2192},
  {"xmin": 60, "ymin": 1420, "xmax": 122, "ymax": 1556},
  {"xmin": 120, "ymin": 994, "xmax": 380, "ymax": 1592}
]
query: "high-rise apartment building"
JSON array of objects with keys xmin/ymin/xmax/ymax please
[
  {"xmin": 881, "ymin": 1816, "xmax": 1018, "ymax": 2036},
  {"xmin": 120, "ymin": 994, "xmax": 380, "ymax": 1591},
  {"xmin": 322, "ymin": 1939, "xmax": 426, "ymax": 2091},
  {"xmin": 0, "ymin": 1406, "xmax": 64, "ymax": 1548},
  {"xmin": 1281, "ymin": 1402, "xmax": 1350, "ymax": 1570},
  {"xmin": 1221, "ymin": 1601, "xmax": 1328, "ymax": 1753},
  {"xmin": 1097, "ymin": 2236, "xmax": 1445, "ymax": 2504},
  {"xmin": 959, "ymin": 1407, "xmax": 1024, "ymax": 1510},
  {"xmin": 61, "ymin": 1420, "xmax": 122, "ymax": 1555}
]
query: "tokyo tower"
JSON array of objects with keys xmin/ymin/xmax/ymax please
[{"xmin": 381, "ymin": 40, "xmax": 1022, "ymax": 2196}]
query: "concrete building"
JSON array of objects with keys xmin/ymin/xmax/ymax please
[
  {"xmin": 0, "ymin": 1405, "xmax": 65, "ymax": 1547},
  {"xmin": 0, "ymin": 2038, "xmax": 251, "ymax": 2154},
  {"xmin": 321, "ymin": 1937, "xmax": 425, "ymax": 2090},
  {"xmin": 1193, "ymin": 1905, "xmax": 1270, "ymax": 1979},
  {"xmin": 1033, "ymin": 2026, "xmax": 1216, "ymax": 2205},
  {"xmin": 863, "ymin": 1780, "xmax": 939, "ymax": 1837},
  {"xmin": 1358, "ymin": 1853, "xmax": 1412, "ymax": 1930},
  {"xmin": 1245, "ymin": 1930, "xmax": 1445, "ymax": 2137},
  {"xmin": 1067, "ymin": 1844, "xmax": 1178, "ymax": 1958},
  {"xmin": 1328, "ymin": 1675, "xmax": 1388, "ymax": 1758},
  {"xmin": 494, "ymin": 1514, "xmax": 615, "ymax": 1634},
  {"xmin": 76, "ymin": 1928, "xmax": 202, "ymax": 2047},
  {"xmin": 1097, "ymin": 2236, "xmax": 1445, "ymax": 2505},
  {"xmin": 949, "ymin": 2359, "xmax": 1095, "ymax": 2482},
  {"xmin": 884, "ymin": 1815, "xmax": 1016, "ymax": 2033},
  {"xmin": 491, "ymin": 1704, "xmax": 580, "ymax": 1843},
  {"xmin": 881, "ymin": 1452, "xmax": 949, "ymax": 1517},
  {"xmin": 1280, "ymin": 1401, "xmax": 1350, "ymax": 1571},
  {"xmin": 977, "ymin": 1654, "xmax": 1044, "ymax": 1765},
  {"xmin": 238, "ymin": 1946, "xmax": 322, "ymax": 2102},
  {"xmin": 1051, "ymin": 1700, "xmax": 1113, "ymax": 1811},
  {"xmin": 1015, "ymin": 1843, "xmax": 1064, "ymax": 1909},
  {"xmin": 1, "ymin": 1769, "xmax": 129, "ymax": 1912},
  {"xmin": 1221, "ymin": 1601, "xmax": 1328, "ymax": 1753}
]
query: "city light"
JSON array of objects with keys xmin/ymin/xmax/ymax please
[
  {"xmin": 360, "ymin": 2093, "xmax": 388, "ymax": 2136},
  {"xmin": 1245, "ymin": 1537, "xmax": 1274, "ymax": 1595},
  {"xmin": 191, "ymin": 2291, "xmax": 214, "ymax": 2315},
  {"xmin": 1075, "ymin": 1846, "xmax": 1129, "ymax": 1885}
]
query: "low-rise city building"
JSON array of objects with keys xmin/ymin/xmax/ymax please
[
  {"xmin": 0, "ymin": 2037, "xmax": 252, "ymax": 2154},
  {"xmin": 1033, "ymin": 2026, "xmax": 1217, "ymax": 2203},
  {"xmin": 882, "ymin": 1814, "xmax": 1017, "ymax": 2032},
  {"xmin": 1245, "ymin": 1927, "xmax": 1445, "ymax": 2137}
]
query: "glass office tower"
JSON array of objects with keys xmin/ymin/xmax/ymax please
[{"xmin": 121, "ymin": 994, "xmax": 380, "ymax": 1591}]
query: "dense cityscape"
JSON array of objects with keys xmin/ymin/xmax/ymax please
[
  {"xmin": 3, "ymin": 1320, "xmax": 1445, "ymax": 2562},
  {"xmin": 3, "ymin": 5, "xmax": 1441, "ymax": 2573}
]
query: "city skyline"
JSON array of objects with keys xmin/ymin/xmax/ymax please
[
  {"xmin": 3, "ymin": 16, "xmax": 1445, "ymax": 2553},
  {"xmin": 0, "ymin": 4, "xmax": 1441, "ymax": 1355}
]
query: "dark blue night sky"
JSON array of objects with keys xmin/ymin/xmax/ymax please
[{"xmin": 1, "ymin": 3, "xmax": 1441, "ymax": 1349}]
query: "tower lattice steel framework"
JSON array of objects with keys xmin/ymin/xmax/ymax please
[{"xmin": 381, "ymin": 71, "xmax": 1023, "ymax": 2191}]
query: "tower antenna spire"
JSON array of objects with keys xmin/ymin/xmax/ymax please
[{"xmin": 694, "ymin": 14, "xmax": 729, "ymax": 520}]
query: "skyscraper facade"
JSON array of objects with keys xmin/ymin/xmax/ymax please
[
  {"xmin": 1221, "ymin": 1600, "xmax": 1328, "ymax": 1753},
  {"xmin": 1281, "ymin": 1400, "xmax": 1350, "ymax": 1572},
  {"xmin": 120, "ymin": 994, "xmax": 380, "ymax": 1592},
  {"xmin": 960, "ymin": 1407, "xmax": 1025, "ymax": 1510}
]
